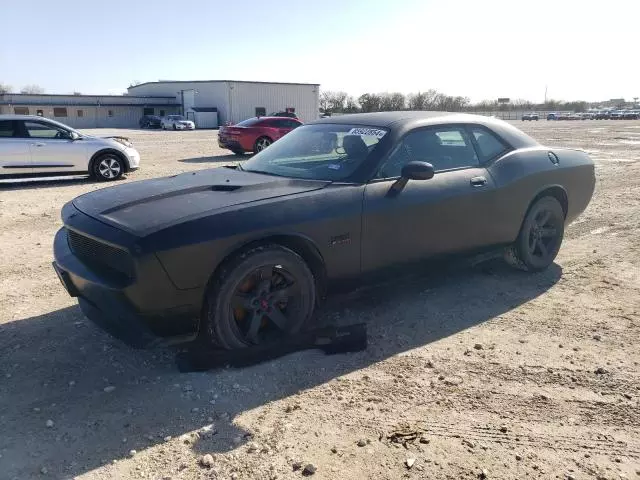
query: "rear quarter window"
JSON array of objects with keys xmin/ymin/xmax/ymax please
[{"xmin": 470, "ymin": 127, "xmax": 510, "ymax": 162}]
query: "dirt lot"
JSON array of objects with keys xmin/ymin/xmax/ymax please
[{"xmin": 1, "ymin": 121, "xmax": 639, "ymax": 480}]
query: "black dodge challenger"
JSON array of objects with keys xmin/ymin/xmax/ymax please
[{"xmin": 53, "ymin": 112, "xmax": 595, "ymax": 350}]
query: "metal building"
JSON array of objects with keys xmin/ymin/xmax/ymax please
[
  {"xmin": 127, "ymin": 80, "xmax": 320, "ymax": 125},
  {"xmin": 0, "ymin": 93, "xmax": 180, "ymax": 128}
]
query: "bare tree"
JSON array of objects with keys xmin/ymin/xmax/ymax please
[
  {"xmin": 407, "ymin": 92, "xmax": 427, "ymax": 110},
  {"xmin": 358, "ymin": 93, "xmax": 382, "ymax": 112},
  {"xmin": 379, "ymin": 92, "xmax": 405, "ymax": 111},
  {"xmin": 0, "ymin": 83, "xmax": 11, "ymax": 94},
  {"xmin": 328, "ymin": 91, "xmax": 348, "ymax": 112},
  {"xmin": 20, "ymin": 84, "xmax": 45, "ymax": 94},
  {"xmin": 319, "ymin": 91, "xmax": 332, "ymax": 112},
  {"xmin": 344, "ymin": 95, "xmax": 359, "ymax": 113}
]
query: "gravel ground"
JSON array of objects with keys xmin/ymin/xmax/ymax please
[{"xmin": 1, "ymin": 121, "xmax": 639, "ymax": 480}]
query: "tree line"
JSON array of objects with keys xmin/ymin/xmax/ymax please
[{"xmin": 320, "ymin": 90, "xmax": 597, "ymax": 114}]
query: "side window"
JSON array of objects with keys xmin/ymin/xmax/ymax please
[
  {"xmin": 285, "ymin": 119, "xmax": 301, "ymax": 129},
  {"xmin": 377, "ymin": 127, "xmax": 478, "ymax": 178},
  {"xmin": 272, "ymin": 119, "xmax": 290, "ymax": 128},
  {"xmin": 0, "ymin": 120, "xmax": 16, "ymax": 138},
  {"xmin": 471, "ymin": 127, "xmax": 509, "ymax": 162},
  {"xmin": 23, "ymin": 121, "xmax": 70, "ymax": 139}
]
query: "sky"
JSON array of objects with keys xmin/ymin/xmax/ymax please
[{"xmin": 2, "ymin": 0, "xmax": 639, "ymax": 103}]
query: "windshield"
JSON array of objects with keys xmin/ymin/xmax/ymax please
[
  {"xmin": 241, "ymin": 124, "xmax": 388, "ymax": 181},
  {"xmin": 168, "ymin": 115, "xmax": 185, "ymax": 120}
]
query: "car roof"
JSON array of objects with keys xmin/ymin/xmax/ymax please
[
  {"xmin": 246, "ymin": 116, "xmax": 301, "ymax": 121},
  {"xmin": 308, "ymin": 111, "xmax": 539, "ymax": 148}
]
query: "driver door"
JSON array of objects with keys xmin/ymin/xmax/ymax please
[
  {"xmin": 20, "ymin": 120, "xmax": 87, "ymax": 173},
  {"xmin": 361, "ymin": 125, "xmax": 499, "ymax": 272}
]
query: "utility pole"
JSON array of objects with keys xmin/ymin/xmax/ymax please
[{"xmin": 544, "ymin": 85, "xmax": 548, "ymax": 104}]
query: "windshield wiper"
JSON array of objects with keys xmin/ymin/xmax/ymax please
[
  {"xmin": 236, "ymin": 162, "xmax": 243, "ymax": 171},
  {"xmin": 242, "ymin": 169, "xmax": 289, "ymax": 178}
]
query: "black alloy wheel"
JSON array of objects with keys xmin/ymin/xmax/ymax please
[
  {"xmin": 230, "ymin": 266, "xmax": 301, "ymax": 343},
  {"xmin": 505, "ymin": 196, "xmax": 565, "ymax": 271},
  {"xmin": 204, "ymin": 245, "xmax": 316, "ymax": 350}
]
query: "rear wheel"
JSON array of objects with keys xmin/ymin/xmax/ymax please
[
  {"xmin": 505, "ymin": 196, "xmax": 564, "ymax": 271},
  {"xmin": 254, "ymin": 136, "xmax": 272, "ymax": 152},
  {"xmin": 92, "ymin": 154, "xmax": 125, "ymax": 182},
  {"xmin": 232, "ymin": 149, "xmax": 245, "ymax": 156},
  {"xmin": 172, "ymin": 124, "xmax": 177, "ymax": 131},
  {"xmin": 203, "ymin": 245, "xmax": 316, "ymax": 350}
]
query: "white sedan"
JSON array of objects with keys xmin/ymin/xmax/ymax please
[
  {"xmin": 161, "ymin": 115, "xmax": 195, "ymax": 130},
  {"xmin": 0, "ymin": 115, "xmax": 140, "ymax": 181}
]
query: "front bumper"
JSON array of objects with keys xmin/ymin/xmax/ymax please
[
  {"xmin": 177, "ymin": 123, "xmax": 195, "ymax": 130},
  {"xmin": 124, "ymin": 147, "xmax": 141, "ymax": 170},
  {"xmin": 52, "ymin": 214, "xmax": 201, "ymax": 348}
]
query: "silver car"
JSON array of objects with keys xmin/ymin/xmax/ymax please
[
  {"xmin": 0, "ymin": 115, "xmax": 140, "ymax": 181},
  {"xmin": 161, "ymin": 115, "xmax": 195, "ymax": 130}
]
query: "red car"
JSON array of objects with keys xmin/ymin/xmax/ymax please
[{"xmin": 218, "ymin": 116, "xmax": 303, "ymax": 155}]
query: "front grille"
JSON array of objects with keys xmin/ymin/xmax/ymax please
[{"xmin": 67, "ymin": 229, "xmax": 135, "ymax": 279}]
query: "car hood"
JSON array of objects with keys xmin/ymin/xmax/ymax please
[
  {"xmin": 79, "ymin": 134, "xmax": 130, "ymax": 148},
  {"xmin": 72, "ymin": 167, "xmax": 330, "ymax": 237}
]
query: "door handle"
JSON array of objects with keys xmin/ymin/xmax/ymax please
[
  {"xmin": 470, "ymin": 176, "xmax": 487, "ymax": 187},
  {"xmin": 32, "ymin": 142, "xmax": 45, "ymax": 147}
]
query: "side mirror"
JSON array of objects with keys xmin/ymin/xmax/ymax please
[
  {"xmin": 69, "ymin": 131, "xmax": 80, "ymax": 141},
  {"xmin": 401, "ymin": 161, "xmax": 435, "ymax": 180}
]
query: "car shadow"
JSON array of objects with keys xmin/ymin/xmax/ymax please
[
  {"xmin": 178, "ymin": 154, "xmax": 251, "ymax": 164},
  {"xmin": 0, "ymin": 259, "xmax": 562, "ymax": 479}
]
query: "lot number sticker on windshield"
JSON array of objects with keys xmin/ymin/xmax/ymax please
[{"xmin": 347, "ymin": 127, "xmax": 387, "ymax": 139}]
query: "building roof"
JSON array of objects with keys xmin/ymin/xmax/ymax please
[
  {"xmin": 0, "ymin": 93, "xmax": 176, "ymax": 99},
  {"xmin": 128, "ymin": 79, "xmax": 320, "ymax": 89},
  {"xmin": 0, "ymin": 101, "xmax": 179, "ymax": 107}
]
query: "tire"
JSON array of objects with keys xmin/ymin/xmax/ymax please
[
  {"xmin": 232, "ymin": 150, "xmax": 245, "ymax": 156},
  {"xmin": 203, "ymin": 244, "xmax": 316, "ymax": 350},
  {"xmin": 254, "ymin": 136, "xmax": 272, "ymax": 153},
  {"xmin": 504, "ymin": 196, "xmax": 565, "ymax": 272},
  {"xmin": 173, "ymin": 124, "xmax": 177, "ymax": 131},
  {"xmin": 92, "ymin": 154, "xmax": 125, "ymax": 182}
]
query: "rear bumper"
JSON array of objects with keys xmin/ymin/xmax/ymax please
[
  {"xmin": 218, "ymin": 138, "xmax": 244, "ymax": 152},
  {"xmin": 52, "ymin": 221, "xmax": 201, "ymax": 349}
]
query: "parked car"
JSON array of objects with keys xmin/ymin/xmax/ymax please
[
  {"xmin": 0, "ymin": 114, "xmax": 140, "ymax": 181},
  {"xmin": 594, "ymin": 111, "xmax": 610, "ymax": 120},
  {"xmin": 622, "ymin": 110, "xmax": 640, "ymax": 120},
  {"xmin": 52, "ymin": 111, "xmax": 595, "ymax": 350},
  {"xmin": 610, "ymin": 111, "xmax": 624, "ymax": 120},
  {"xmin": 218, "ymin": 116, "xmax": 303, "ymax": 155},
  {"xmin": 269, "ymin": 111, "xmax": 299, "ymax": 119},
  {"xmin": 522, "ymin": 113, "xmax": 539, "ymax": 121},
  {"xmin": 161, "ymin": 115, "xmax": 195, "ymax": 130},
  {"xmin": 546, "ymin": 112, "xmax": 559, "ymax": 120},
  {"xmin": 139, "ymin": 115, "xmax": 162, "ymax": 129}
]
